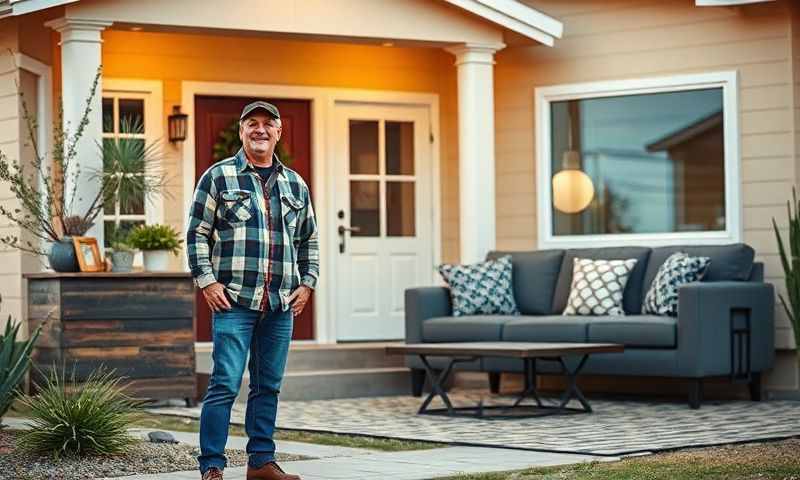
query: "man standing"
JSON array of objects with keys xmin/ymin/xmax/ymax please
[{"xmin": 187, "ymin": 101, "xmax": 318, "ymax": 480}]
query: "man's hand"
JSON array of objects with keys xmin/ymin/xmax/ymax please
[
  {"xmin": 202, "ymin": 282, "xmax": 231, "ymax": 312},
  {"xmin": 287, "ymin": 285, "xmax": 312, "ymax": 317}
]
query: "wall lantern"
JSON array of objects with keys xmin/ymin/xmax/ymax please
[{"xmin": 168, "ymin": 105, "xmax": 188, "ymax": 143}]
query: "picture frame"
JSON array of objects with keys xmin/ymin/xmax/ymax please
[{"xmin": 72, "ymin": 236, "xmax": 104, "ymax": 272}]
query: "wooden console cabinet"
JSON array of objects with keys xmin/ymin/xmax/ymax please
[{"xmin": 24, "ymin": 272, "xmax": 197, "ymax": 406}]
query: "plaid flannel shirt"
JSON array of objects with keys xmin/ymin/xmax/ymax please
[{"xmin": 186, "ymin": 148, "xmax": 319, "ymax": 312}]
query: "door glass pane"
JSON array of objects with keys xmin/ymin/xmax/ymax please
[
  {"xmin": 119, "ymin": 98, "xmax": 145, "ymax": 131},
  {"xmin": 349, "ymin": 120, "xmax": 379, "ymax": 174},
  {"xmin": 350, "ymin": 181, "xmax": 380, "ymax": 237},
  {"xmin": 387, "ymin": 181, "xmax": 415, "ymax": 237},
  {"xmin": 102, "ymin": 97, "xmax": 114, "ymax": 133},
  {"xmin": 385, "ymin": 121, "xmax": 414, "ymax": 175},
  {"xmin": 550, "ymin": 88, "xmax": 725, "ymax": 236}
]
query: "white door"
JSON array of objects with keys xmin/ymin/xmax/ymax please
[{"xmin": 334, "ymin": 103, "xmax": 434, "ymax": 341}]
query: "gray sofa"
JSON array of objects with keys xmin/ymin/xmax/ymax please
[{"xmin": 404, "ymin": 244, "xmax": 775, "ymax": 408}]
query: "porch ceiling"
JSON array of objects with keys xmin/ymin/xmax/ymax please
[{"xmin": 1, "ymin": 0, "xmax": 562, "ymax": 47}]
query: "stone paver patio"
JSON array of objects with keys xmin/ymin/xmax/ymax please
[{"xmin": 149, "ymin": 390, "xmax": 800, "ymax": 456}]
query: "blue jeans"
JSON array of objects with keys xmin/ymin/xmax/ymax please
[{"xmin": 198, "ymin": 303, "xmax": 293, "ymax": 474}]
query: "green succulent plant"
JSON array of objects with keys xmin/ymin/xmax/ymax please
[
  {"xmin": 0, "ymin": 295, "xmax": 42, "ymax": 422},
  {"xmin": 773, "ymin": 187, "xmax": 800, "ymax": 350},
  {"xmin": 127, "ymin": 223, "xmax": 182, "ymax": 254}
]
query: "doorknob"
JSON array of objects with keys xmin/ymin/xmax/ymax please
[{"xmin": 338, "ymin": 225, "xmax": 361, "ymax": 253}]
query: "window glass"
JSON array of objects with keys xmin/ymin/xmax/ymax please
[{"xmin": 550, "ymin": 88, "xmax": 725, "ymax": 236}]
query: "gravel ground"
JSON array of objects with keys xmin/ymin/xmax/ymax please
[
  {"xmin": 0, "ymin": 428, "xmax": 306, "ymax": 480},
  {"xmin": 639, "ymin": 436, "xmax": 800, "ymax": 468}
]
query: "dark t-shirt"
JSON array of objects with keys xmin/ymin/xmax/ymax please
[{"xmin": 254, "ymin": 165, "xmax": 275, "ymax": 182}]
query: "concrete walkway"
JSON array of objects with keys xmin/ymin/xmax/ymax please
[{"xmin": 3, "ymin": 417, "xmax": 617, "ymax": 480}]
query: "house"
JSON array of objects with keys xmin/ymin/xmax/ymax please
[{"xmin": 0, "ymin": 0, "xmax": 797, "ymax": 398}]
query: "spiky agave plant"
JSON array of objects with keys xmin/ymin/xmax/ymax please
[
  {"xmin": 773, "ymin": 187, "xmax": 800, "ymax": 350},
  {"xmin": 0, "ymin": 295, "xmax": 42, "ymax": 421},
  {"xmin": 15, "ymin": 366, "xmax": 147, "ymax": 457}
]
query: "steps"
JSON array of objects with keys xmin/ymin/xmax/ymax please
[{"xmin": 196, "ymin": 342, "xmax": 413, "ymax": 402}]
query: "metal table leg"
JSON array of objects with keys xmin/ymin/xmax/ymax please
[
  {"xmin": 513, "ymin": 357, "xmax": 543, "ymax": 408},
  {"xmin": 418, "ymin": 354, "xmax": 454, "ymax": 414},
  {"xmin": 555, "ymin": 354, "xmax": 592, "ymax": 412}
]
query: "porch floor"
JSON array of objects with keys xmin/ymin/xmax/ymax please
[{"xmin": 149, "ymin": 388, "xmax": 800, "ymax": 456}]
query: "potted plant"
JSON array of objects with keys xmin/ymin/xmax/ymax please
[
  {"xmin": 773, "ymin": 187, "xmax": 800, "ymax": 362},
  {"xmin": 127, "ymin": 224, "xmax": 182, "ymax": 272},
  {"xmin": 0, "ymin": 68, "xmax": 110, "ymax": 272},
  {"xmin": 109, "ymin": 236, "xmax": 137, "ymax": 273}
]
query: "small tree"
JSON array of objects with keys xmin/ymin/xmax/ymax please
[{"xmin": 0, "ymin": 64, "xmax": 109, "ymax": 256}]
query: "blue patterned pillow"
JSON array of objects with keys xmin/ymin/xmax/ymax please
[
  {"xmin": 643, "ymin": 252, "xmax": 711, "ymax": 316},
  {"xmin": 438, "ymin": 255, "xmax": 519, "ymax": 317}
]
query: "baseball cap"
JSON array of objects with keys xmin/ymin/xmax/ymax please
[{"xmin": 240, "ymin": 101, "xmax": 280, "ymax": 121}]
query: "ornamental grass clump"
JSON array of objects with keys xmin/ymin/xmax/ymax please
[{"xmin": 15, "ymin": 367, "xmax": 146, "ymax": 458}]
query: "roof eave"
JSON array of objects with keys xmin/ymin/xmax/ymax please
[
  {"xmin": 442, "ymin": 0, "xmax": 562, "ymax": 46},
  {"xmin": 0, "ymin": 0, "xmax": 77, "ymax": 19}
]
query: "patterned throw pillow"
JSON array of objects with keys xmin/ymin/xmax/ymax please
[
  {"xmin": 438, "ymin": 255, "xmax": 519, "ymax": 317},
  {"xmin": 563, "ymin": 258, "xmax": 638, "ymax": 316},
  {"xmin": 643, "ymin": 252, "xmax": 711, "ymax": 316}
]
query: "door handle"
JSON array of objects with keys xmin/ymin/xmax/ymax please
[{"xmin": 338, "ymin": 225, "xmax": 361, "ymax": 253}]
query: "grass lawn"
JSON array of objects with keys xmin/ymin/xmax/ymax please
[
  {"xmin": 130, "ymin": 412, "xmax": 445, "ymax": 452},
  {"xmin": 437, "ymin": 437, "xmax": 800, "ymax": 480},
  {"xmin": 6, "ymin": 401, "xmax": 443, "ymax": 453}
]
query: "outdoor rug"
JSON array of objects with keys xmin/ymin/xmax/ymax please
[{"xmin": 148, "ymin": 392, "xmax": 800, "ymax": 456}]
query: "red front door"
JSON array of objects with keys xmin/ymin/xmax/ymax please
[{"xmin": 193, "ymin": 96, "xmax": 314, "ymax": 341}]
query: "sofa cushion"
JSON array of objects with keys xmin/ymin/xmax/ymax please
[
  {"xmin": 642, "ymin": 244, "xmax": 755, "ymax": 303},
  {"xmin": 587, "ymin": 315, "xmax": 677, "ymax": 348},
  {"xmin": 438, "ymin": 255, "xmax": 519, "ymax": 317},
  {"xmin": 643, "ymin": 252, "xmax": 711, "ymax": 316},
  {"xmin": 563, "ymin": 258, "xmax": 638, "ymax": 316},
  {"xmin": 501, "ymin": 316, "xmax": 591, "ymax": 343},
  {"xmin": 487, "ymin": 249, "xmax": 565, "ymax": 315},
  {"xmin": 422, "ymin": 316, "xmax": 512, "ymax": 342},
  {"xmin": 552, "ymin": 247, "xmax": 652, "ymax": 315}
]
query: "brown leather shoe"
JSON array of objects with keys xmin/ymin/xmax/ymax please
[
  {"xmin": 246, "ymin": 461, "xmax": 301, "ymax": 480},
  {"xmin": 202, "ymin": 467, "xmax": 224, "ymax": 480}
]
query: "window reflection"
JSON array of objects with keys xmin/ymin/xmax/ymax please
[{"xmin": 551, "ymin": 88, "xmax": 725, "ymax": 236}]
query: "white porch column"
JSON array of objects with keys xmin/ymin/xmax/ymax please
[
  {"xmin": 446, "ymin": 43, "xmax": 503, "ymax": 264},
  {"xmin": 45, "ymin": 18, "xmax": 112, "ymax": 245}
]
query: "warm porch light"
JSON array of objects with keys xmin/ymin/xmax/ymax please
[
  {"xmin": 552, "ymin": 150, "xmax": 594, "ymax": 214},
  {"xmin": 168, "ymin": 105, "xmax": 188, "ymax": 143}
]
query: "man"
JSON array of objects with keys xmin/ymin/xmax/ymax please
[{"xmin": 187, "ymin": 100, "xmax": 318, "ymax": 480}]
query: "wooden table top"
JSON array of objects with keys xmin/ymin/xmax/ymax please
[
  {"xmin": 386, "ymin": 342, "xmax": 624, "ymax": 358},
  {"xmin": 24, "ymin": 271, "xmax": 193, "ymax": 279}
]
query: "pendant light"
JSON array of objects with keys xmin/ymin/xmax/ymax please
[{"xmin": 552, "ymin": 110, "xmax": 594, "ymax": 214}]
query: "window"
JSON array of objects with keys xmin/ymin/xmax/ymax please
[
  {"xmin": 101, "ymin": 80, "xmax": 164, "ymax": 253},
  {"xmin": 536, "ymin": 72, "xmax": 740, "ymax": 248}
]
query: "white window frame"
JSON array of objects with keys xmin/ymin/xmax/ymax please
[
  {"xmin": 101, "ymin": 79, "xmax": 164, "ymax": 236},
  {"xmin": 535, "ymin": 71, "xmax": 741, "ymax": 249}
]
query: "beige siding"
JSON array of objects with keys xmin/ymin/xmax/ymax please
[
  {"xmin": 0, "ymin": 18, "xmax": 23, "ymax": 334},
  {"xmin": 496, "ymin": 0, "xmax": 797, "ymax": 387}
]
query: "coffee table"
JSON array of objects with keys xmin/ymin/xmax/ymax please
[{"xmin": 386, "ymin": 342, "xmax": 624, "ymax": 418}]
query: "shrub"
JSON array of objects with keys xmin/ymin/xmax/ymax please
[
  {"xmin": 0, "ymin": 295, "xmax": 42, "ymax": 421},
  {"xmin": 15, "ymin": 367, "xmax": 146, "ymax": 458},
  {"xmin": 127, "ymin": 224, "xmax": 182, "ymax": 254}
]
